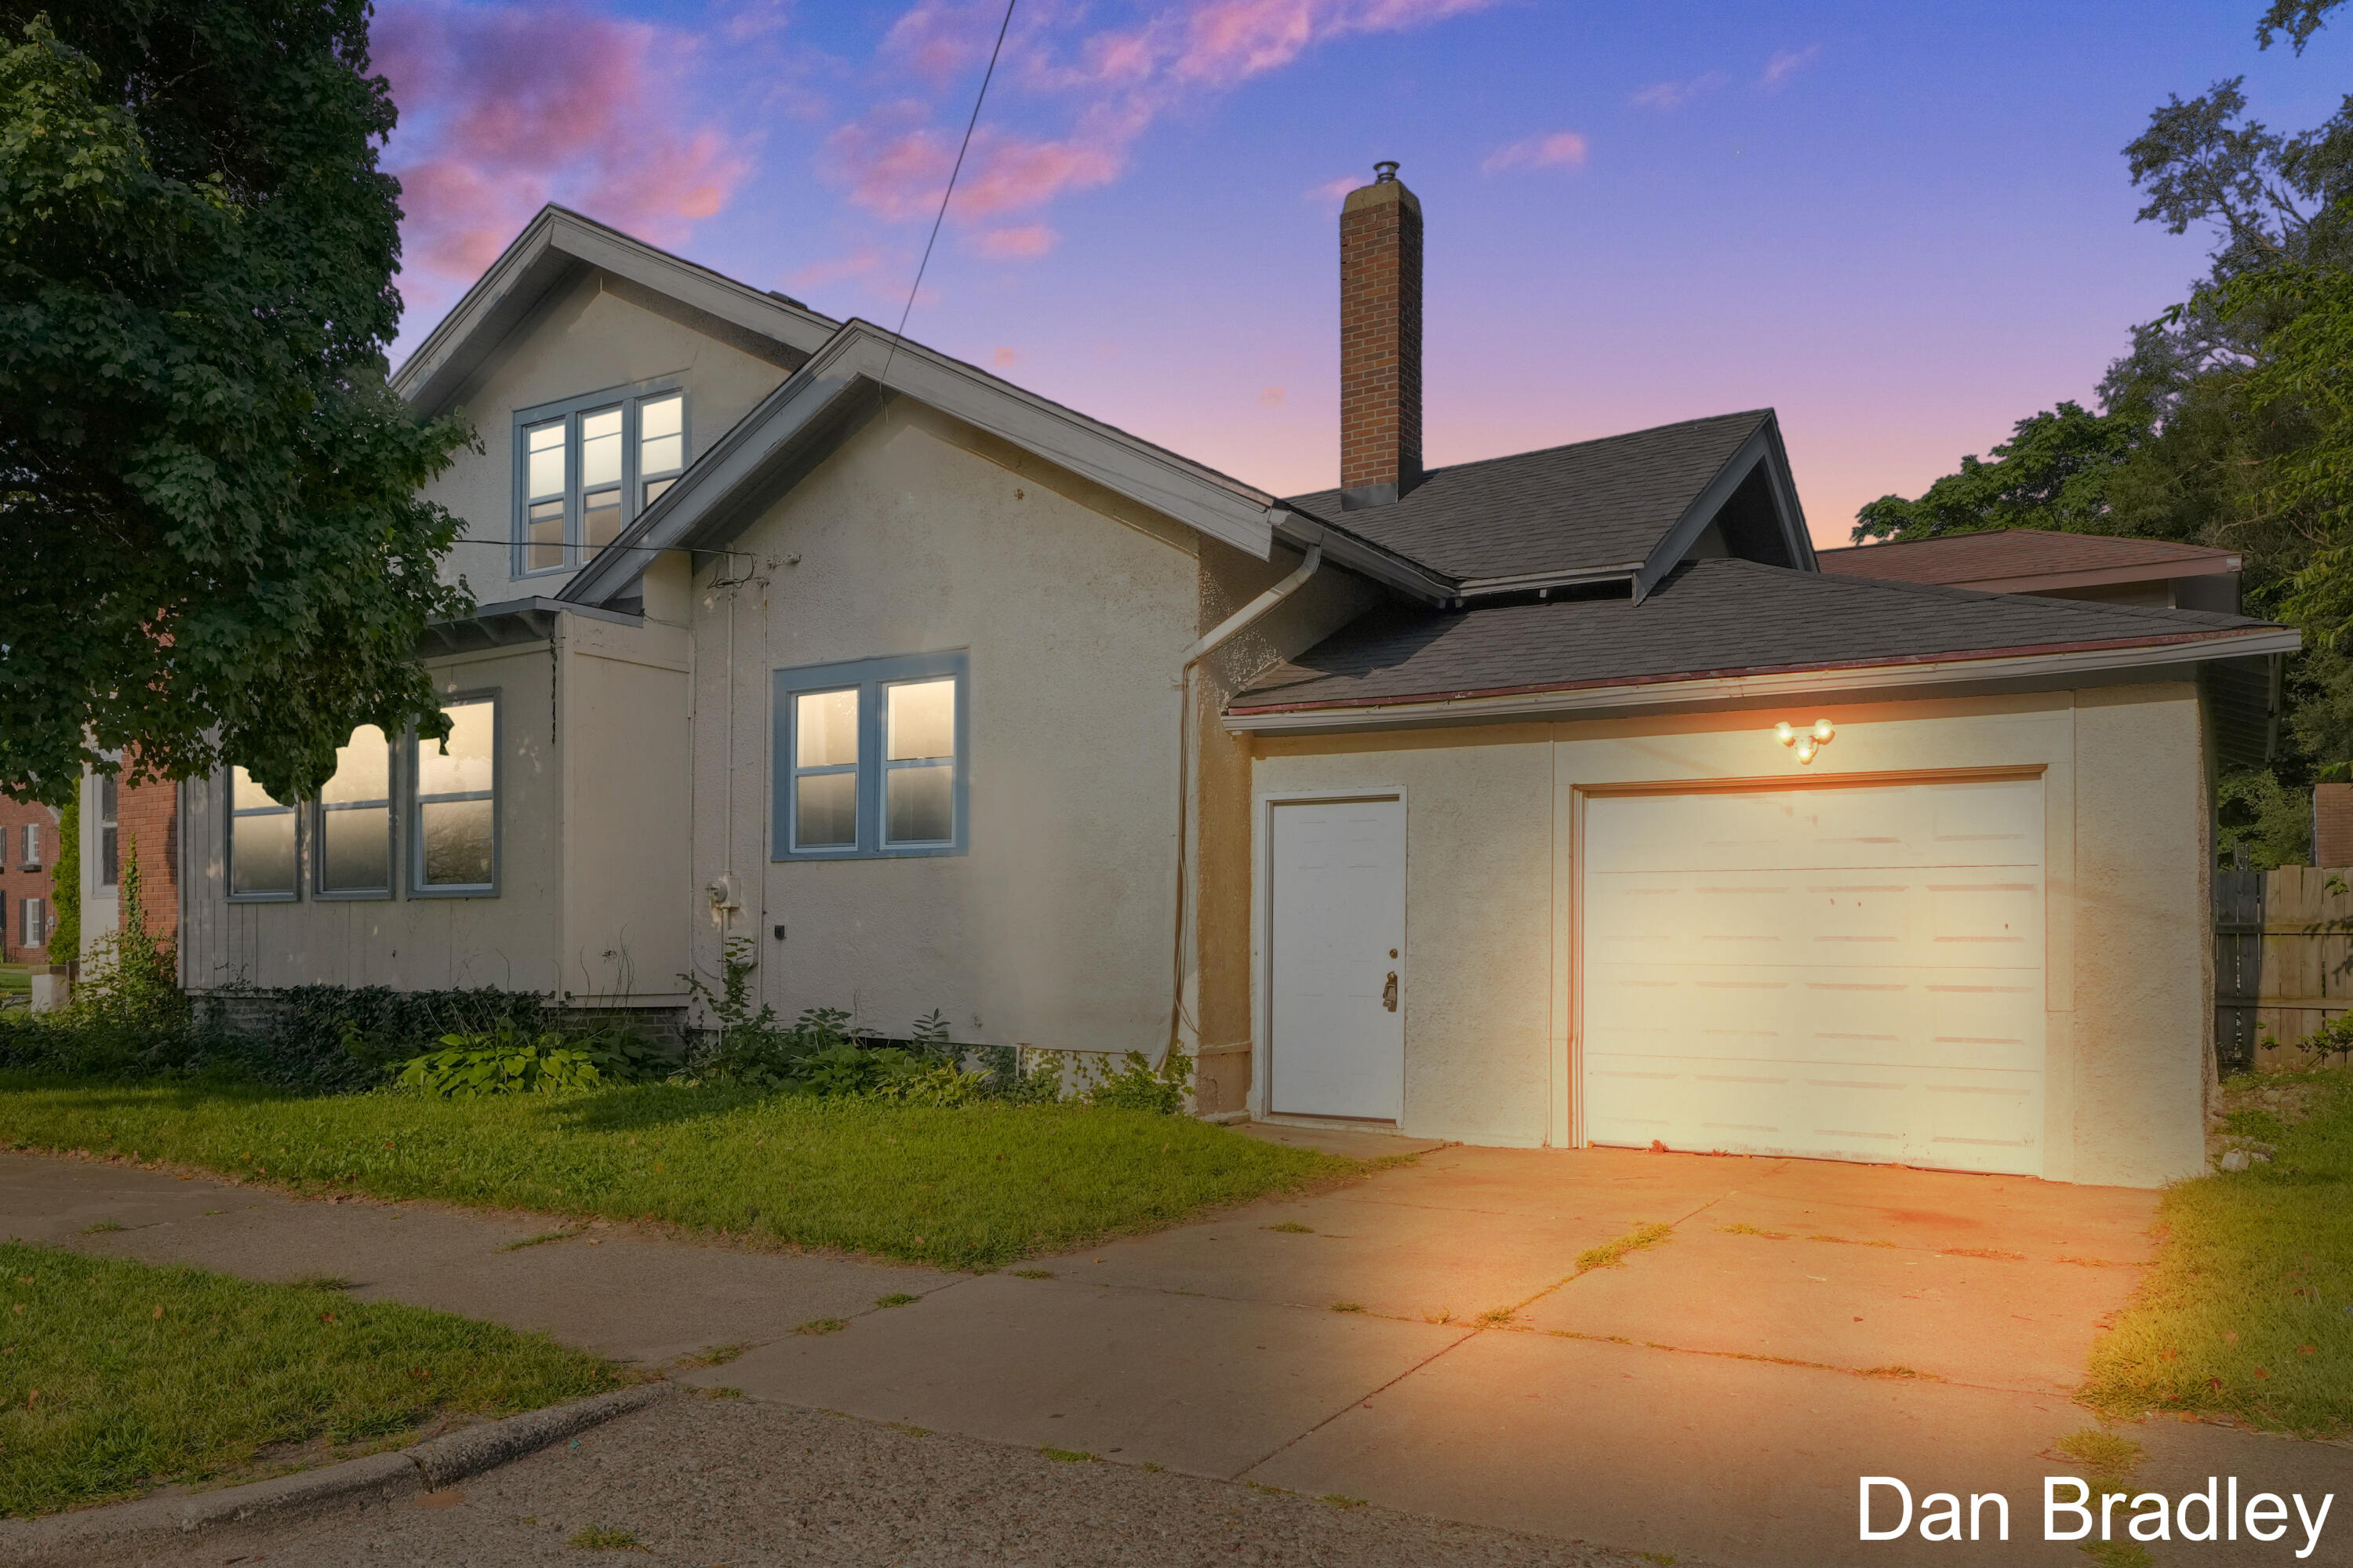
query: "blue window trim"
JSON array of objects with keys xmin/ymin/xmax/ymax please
[
  {"xmin": 311, "ymin": 729, "xmax": 398, "ymax": 901},
  {"xmin": 773, "ymin": 652, "xmax": 969, "ymax": 862},
  {"xmin": 407, "ymin": 690, "xmax": 502, "ymax": 898},
  {"xmin": 510, "ymin": 377, "xmax": 687, "ymax": 580},
  {"xmin": 224, "ymin": 767, "xmax": 300, "ymax": 904}
]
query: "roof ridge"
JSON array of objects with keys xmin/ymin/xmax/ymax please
[
  {"xmin": 1282, "ymin": 408, "xmax": 1773, "ymax": 501},
  {"xmin": 1818, "ymin": 527, "xmax": 2238, "ymax": 560}
]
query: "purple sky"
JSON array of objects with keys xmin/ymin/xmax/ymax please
[{"xmin": 376, "ymin": 1, "xmax": 2353, "ymax": 544}]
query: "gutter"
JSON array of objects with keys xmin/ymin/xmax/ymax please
[
  {"xmin": 1182, "ymin": 537, "xmax": 1326, "ymax": 668},
  {"xmin": 1225, "ymin": 625, "xmax": 2304, "ymax": 734}
]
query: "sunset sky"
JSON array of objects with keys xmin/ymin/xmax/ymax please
[{"xmin": 374, "ymin": 0, "xmax": 2353, "ymax": 544}]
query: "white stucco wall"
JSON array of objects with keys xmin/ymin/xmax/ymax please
[
  {"xmin": 421, "ymin": 271, "xmax": 794, "ymax": 605},
  {"xmin": 1249, "ymin": 682, "xmax": 2211, "ymax": 1186},
  {"xmin": 689, "ymin": 400, "xmax": 1201, "ymax": 1053}
]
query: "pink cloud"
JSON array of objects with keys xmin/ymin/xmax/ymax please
[
  {"xmin": 818, "ymin": 0, "xmax": 1503, "ymax": 266},
  {"xmin": 1629, "ymin": 71, "xmax": 1726, "ymax": 111},
  {"xmin": 1304, "ymin": 173, "xmax": 1361, "ymax": 204},
  {"xmin": 784, "ymin": 246, "xmax": 891, "ymax": 294},
  {"xmin": 1481, "ymin": 131, "xmax": 1589, "ymax": 175},
  {"xmin": 379, "ymin": 0, "xmax": 751, "ymax": 293},
  {"xmin": 973, "ymin": 224, "xmax": 1058, "ymax": 259},
  {"xmin": 1762, "ymin": 44, "xmax": 1820, "ymax": 87}
]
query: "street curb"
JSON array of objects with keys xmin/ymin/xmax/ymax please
[{"xmin": 0, "ymin": 1382, "xmax": 671, "ymax": 1565}]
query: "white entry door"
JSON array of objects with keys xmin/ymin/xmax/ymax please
[
  {"xmin": 1580, "ymin": 779, "xmax": 2046, "ymax": 1175},
  {"xmin": 1267, "ymin": 796, "xmax": 1406, "ymax": 1121}
]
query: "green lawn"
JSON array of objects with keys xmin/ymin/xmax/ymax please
[
  {"xmin": 2083, "ymin": 1068, "xmax": 2353, "ymax": 1439},
  {"xmin": 0, "ymin": 1240, "xmax": 616, "ymax": 1517},
  {"xmin": 0, "ymin": 1078, "xmax": 1352, "ymax": 1270}
]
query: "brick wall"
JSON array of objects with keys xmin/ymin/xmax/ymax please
[
  {"xmin": 0, "ymin": 796, "xmax": 60, "ymax": 962},
  {"xmin": 117, "ymin": 773, "xmax": 180, "ymax": 946},
  {"xmin": 1337, "ymin": 166, "xmax": 1424, "ymax": 501}
]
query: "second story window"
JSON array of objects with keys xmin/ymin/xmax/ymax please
[{"xmin": 512, "ymin": 384, "xmax": 686, "ymax": 577}]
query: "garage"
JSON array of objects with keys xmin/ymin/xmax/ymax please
[{"xmin": 1579, "ymin": 777, "xmax": 2047, "ymax": 1175}]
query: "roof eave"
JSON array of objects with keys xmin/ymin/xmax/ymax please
[
  {"xmin": 558, "ymin": 322, "xmax": 1286, "ymax": 608},
  {"xmin": 390, "ymin": 206, "xmax": 840, "ymax": 417},
  {"xmin": 1225, "ymin": 625, "xmax": 2303, "ymax": 734}
]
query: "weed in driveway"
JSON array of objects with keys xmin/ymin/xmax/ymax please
[
  {"xmin": 78, "ymin": 1221, "xmax": 125, "ymax": 1235},
  {"xmin": 1012, "ymin": 1268, "xmax": 1055, "ymax": 1279},
  {"xmin": 1041, "ymin": 1446, "xmax": 1094, "ymax": 1463},
  {"xmin": 1476, "ymin": 1307, "xmax": 1517, "ymax": 1326},
  {"xmin": 682, "ymin": 1344, "xmax": 744, "ymax": 1367},
  {"xmin": 875, "ymin": 1293, "xmax": 919, "ymax": 1308},
  {"xmin": 1575, "ymin": 1223, "xmax": 1674, "ymax": 1272},
  {"xmin": 567, "ymin": 1524, "xmax": 646, "ymax": 1550},
  {"xmin": 1264, "ymin": 1221, "xmax": 1315, "ymax": 1234},
  {"xmin": 1320, "ymin": 1493, "xmax": 1368, "ymax": 1508},
  {"xmin": 1717, "ymin": 1223, "xmax": 1789, "ymax": 1239},
  {"xmin": 1329, "ymin": 1301, "xmax": 1366, "ymax": 1313},
  {"xmin": 794, "ymin": 1318, "xmax": 847, "ymax": 1336}
]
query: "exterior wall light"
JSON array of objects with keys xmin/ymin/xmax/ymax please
[{"xmin": 1774, "ymin": 719, "xmax": 1836, "ymax": 766}]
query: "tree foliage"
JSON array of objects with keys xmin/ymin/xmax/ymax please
[{"xmin": 0, "ymin": 2, "xmax": 474, "ymax": 807}]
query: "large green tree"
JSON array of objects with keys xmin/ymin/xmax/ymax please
[{"xmin": 0, "ymin": 1, "xmax": 472, "ymax": 808}]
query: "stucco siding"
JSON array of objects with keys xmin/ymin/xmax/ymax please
[
  {"xmin": 699, "ymin": 402, "xmax": 1200, "ymax": 1053},
  {"xmin": 421, "ymin": 271, "xmax": 795, "ymax": 605},
  {"xmin": 1246, "ymin": 682, "xmax": 2212, "ymax": 1185},
  {"xmin": 1251, "ymin": 726, "xmax": 1556, "ymax": 1147}
]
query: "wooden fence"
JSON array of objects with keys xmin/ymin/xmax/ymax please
[{"xmin": 2213, "ymin": 864, "xmax": 2353, "ymax": 1070}]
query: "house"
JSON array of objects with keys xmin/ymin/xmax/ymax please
[
  {"xmin": 1817, "ymin": 528, "xmax": 2242, "ymax": 612},
  {"xmin": 0, "ymin": 796, "xmax": 59, "ymax": 963},
  {"xmin": 163, "ymin": 166, "xmax": 2293, "ymax": 1187}
]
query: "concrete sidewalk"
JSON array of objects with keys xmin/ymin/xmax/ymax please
[{"xmin": 8, "ymin": 1139, "xmax": 2342, "ymax": 1567}]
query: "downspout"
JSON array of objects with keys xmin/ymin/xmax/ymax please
[{"xmin": 1166, "ymin": 531, "xmax": 1324, "ymax": 1068}]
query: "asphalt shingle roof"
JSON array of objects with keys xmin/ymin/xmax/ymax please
[
  {"xmin": 1817, "ymin": 528, "xmax": 2239, "ymax": 587},
  {"xmin": 1231, "ymin": 557, "xmax": 2273, "ymax": 712},
  {"xmin": 1285, "ymin": 410, "xmax": 1771, "ymax": 584}
]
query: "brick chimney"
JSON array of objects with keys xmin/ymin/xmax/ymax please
[{"xmin": 1338, "ymin": 161, "xmax": 1423, "ymax": 509}]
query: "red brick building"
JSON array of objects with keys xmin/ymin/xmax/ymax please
[{"xmin": 0, "ymin": 796, "xmax": 61, "ymax": 962}]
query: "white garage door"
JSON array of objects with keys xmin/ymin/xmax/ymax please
[{"xmin": 1580, "ymin": 778, "xmax": 2045, "ymax": 1175}]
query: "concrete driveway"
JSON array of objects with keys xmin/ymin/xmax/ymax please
[{"xmin": 12, "ymin": 1135, "xmax": 2340, "ymax": 1566}]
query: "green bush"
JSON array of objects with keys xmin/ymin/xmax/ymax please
[{"xmin": 1085, "ymin": 1049, "xmax": 1195, "ymax": 1115}]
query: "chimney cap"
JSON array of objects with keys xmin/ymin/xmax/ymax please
[{"xmin": 1373, "ymin": 160, "xmax": 1400, "ymax": 183}]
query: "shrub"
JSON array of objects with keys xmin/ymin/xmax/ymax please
[
  {"xmin": 396, "ymin": 1033, "xmax": 607, "ymax": 1098},
  {"xmin": 1085, "ymin": 1049, "xmax": 1195, "ymax": 1115}
]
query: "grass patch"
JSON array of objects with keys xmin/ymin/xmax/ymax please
[
  {"xmin": 282, "ymin": 1272, "xmax": 354, "ymax": 1293},
  {"xmin": 0, "ymin": 1077, "xmax": 1350, "ymax": 1271},
  {"xmin": 874, "ymin": 1293, "xmax": 918, "ymax": 1308},
  {"xmin": 567, "ymin": 1524, "xmax": 646, "ymax": 1550},
  {"xmin": 2083, "ymin": 1068, "xmax": 2353, "ymax": 1439},
  {"xmin": 680, "ymin": 1344, "xmax": 744, "ymax": 1367},
  {"xmin": 0, "ymin": 1239, "xmax": 616, "ymax": 1518},
  {"xmin": 1264, "ymin": 1221, "xmax": 1315, "ymax": 1233},
  {"xmin": 1319, "ymin": 1493, "xmax": 1368, "ymax": 1508},
  {"xmin": 794, "ymin": 1318, "xmax": 847, "ymax": 1336},
  {"xmin": 1575, "ymin": 1222, "xmax": 1675, "ymax": 1273},
  {"xmin": 1041, "ymin": 1446, "xmax": 1094, "ymax": 1463}
]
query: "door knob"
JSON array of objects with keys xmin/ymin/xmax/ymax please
[{"xmin": 1382, "ymin": 971, "xmax": 1398, "ymax": 1012}]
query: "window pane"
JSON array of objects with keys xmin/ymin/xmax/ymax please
[
  {"xmin": 641, "ymin": 433, "xmax": 682, "ymax": 475},
  {"xmin": 526, "ymin": 420, "xmax": 566, "ymax": 500},
  {"xmin": 584, "ymin": 487, "xmax": 623, "ymax": 550},
  {"xmin": 528, "ymin": 498, "xmax": 565, "ymax": 571},
  {"xmin": 99, "ymin": 773, "xmax": 118, "ymax": 821},
  {"xmin": 101, "ymin": 826, "xmax": 118, "ymax": 887},
  {"xmin": 644, "ymin": 476, "xmax": 675, "ymax": 508},
  {"xmin": 795, "ymin": 690, "xmax": 859, "ymax": 768},
  {"xmin": 886, "ymin": 678, "xmax": 955, "ymax": 761},
  {"xmin": 231, "ymin": 766, "xmax": 289, "ymax": 811},
  {"xmin": 886, "ymin": 764, "xmax": 952, "ymax": 844},
  {"xmin": 319, "ymin": 725, "xmax": 389, "ymax": 804},
  {"xmin": 231, "ymin": 811, "xmax": 296, "ymax": 895},
  {"xmin": 640, "ymin": 394, "xmax": 682, "ymax": 440},
  {"xmin": 420, "ymin": 799, "xmax": 494, "ymax": 886},
  {"xmin": 320, "ymin": 805, "xmax": 390, "ymax": 891},
  {"xmin": 416, "ymin": 700, "xmax": 494, "ymax": 796},
  {"xmin": 795, "ymin": 772, "xmax": 856, "ymax": 848},
  {"xmin": 581, "ymin": 408, "xmax": 622, "ymax": 488}
]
